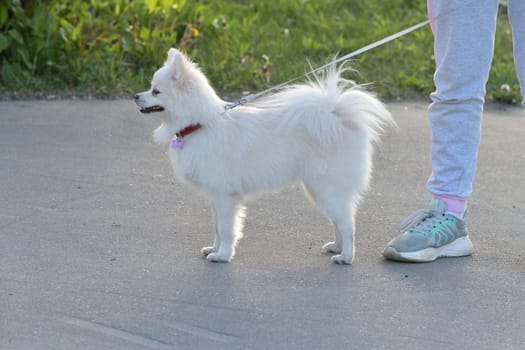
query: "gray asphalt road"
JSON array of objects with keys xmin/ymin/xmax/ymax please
[{"xmin": 1, "ymin": 100, "xmax": 524, "ymax": 350}]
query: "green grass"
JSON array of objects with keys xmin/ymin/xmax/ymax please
[{"xmin": 0, "ymin": 0, "xmax": 521, "ymax": 103}]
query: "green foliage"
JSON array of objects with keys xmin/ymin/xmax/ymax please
[
  {"xmin": 0, "ymin": 0, "xmax": 191, "ymax": 94},
  {"xmin": 0, "ymin": 0, "xmax": 521, "ymax": 103},
  {"xmin": 486, "ymin": 8, "xmax": 522, "ymax": 104}
]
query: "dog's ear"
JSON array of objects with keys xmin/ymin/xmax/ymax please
[
  {"xmin": 167, "ymin": 48, "xmax": 179, "ymax": 62},
  {"xmin": 166, "ymin": 48, "xmax": 186, "ymax": 81}
]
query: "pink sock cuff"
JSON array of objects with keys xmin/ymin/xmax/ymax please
[{"xmin": 433, "ymin": 194, "xmax": 467, "ymax": 213}]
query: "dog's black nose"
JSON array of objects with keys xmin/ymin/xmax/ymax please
[{"xmin": 134, "ymin": 94, "xmax": 140, "ymax": 101}]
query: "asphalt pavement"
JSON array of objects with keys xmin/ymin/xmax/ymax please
[{"xmin": 0, "ymin": 99, "xmax": 524, "ymax": 350}]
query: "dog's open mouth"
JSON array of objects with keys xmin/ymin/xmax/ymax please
[{"xmin": 140, "ymin": 105, "xmax": 165, "ymax": 114}]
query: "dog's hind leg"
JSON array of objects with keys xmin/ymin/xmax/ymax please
[
  {"xmin": 205, "ymin": 195, "xmax": 245, "ymax": 263},
  {"xmin": 304, "ymin": 183, "xmax": 357, "ymax": 265},
  {"xmin": 329, "ymin": 208, "xmax": 356, "ymax": 265}
]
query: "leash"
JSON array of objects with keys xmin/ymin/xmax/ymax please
[{"xmin": 224, "ymin": 19, "xmax": 430, "ymax": 111}]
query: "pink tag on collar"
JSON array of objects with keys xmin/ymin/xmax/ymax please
[{"xmin": 171, "ymin": 139, "xmax": 185, "ymax": 149}]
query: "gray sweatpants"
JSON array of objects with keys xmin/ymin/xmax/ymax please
[{"xmin": 426, "ymin": 0, "xmax": 525, "ymax": 199}]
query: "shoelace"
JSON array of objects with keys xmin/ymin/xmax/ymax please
[{"xmin": 398, "ymin": 208, "xmax": 444, "ymax": 234}]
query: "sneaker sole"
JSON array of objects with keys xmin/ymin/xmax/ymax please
[{"xmin": 382, "ymin": 236, "xmax": 473, "ymax": 263}]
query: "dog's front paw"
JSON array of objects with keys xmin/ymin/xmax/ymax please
[
  {"xmin": 206, "ymin": 252, "xmax": 232, "ymax": 263},
  {"xmin": 322, "ymin": 242, "xmax": 342, "ymax": 254},
  {"xmin": 201, "ymin": 247, "xmax": 215, "ymax": 256},
  {"xmin": 331, "ymin": 254, "xmax": 354, "ymax": 265}
]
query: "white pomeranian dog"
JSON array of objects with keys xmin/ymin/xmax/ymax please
[{"xmin": 134, "ymin": 48, "xmax": 393, "ymax": 264}]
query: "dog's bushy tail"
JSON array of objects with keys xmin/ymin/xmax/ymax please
[
  {"xmin": 255, "ymin": 65, "xmax": 395, "ymax": 147},
  {"xmin": 331, "ymin": 77, "xmax": 395, "ymax": 144}
]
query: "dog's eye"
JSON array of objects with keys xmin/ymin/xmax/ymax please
[{"xmin": 152, "ymin": 88, "xmax": 160, "ymax": 96}]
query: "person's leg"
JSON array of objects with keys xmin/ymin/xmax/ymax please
[
  {"xmin": 427, "ymin": 0, "xmax": 499, "ymax": 209},
  {"xmin": 508, "ymin": 0, "xmax": 525, "ymax": 106},
  {"xmin": 383, "ymin": 0, "xmax": 499, "ymax": 262}
]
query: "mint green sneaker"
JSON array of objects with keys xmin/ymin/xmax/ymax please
[{"xmin": 382, "ymin": 199, "xmax": 473, "ymax": 262}]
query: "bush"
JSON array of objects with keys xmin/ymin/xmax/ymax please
[
  {"xmin": 0, "ymin": 0, "xmax": 521, "ymax": 103},
  {"xmin": 0, "ymin": 0, "xmax": 193, "ymax": 95}
]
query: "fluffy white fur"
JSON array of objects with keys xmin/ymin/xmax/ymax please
[{"xmin": 134, "ymin": 48, "xmax": 394, "ymax": 264}]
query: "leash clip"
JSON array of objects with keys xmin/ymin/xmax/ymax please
[{"xmin": 224, "ymin": 94, "xmax": 256, "ymax": 111}]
